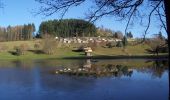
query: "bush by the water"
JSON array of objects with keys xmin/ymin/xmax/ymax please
[
  {"xmin": 42, "ymin": 38, "xmax": 58, "ymax": 55},
  {"xmin": 106, "ymin": 42, "xmax": 116, "ymax": 48},
  {"xmin": 14, "ymin": 43, "xmax": 29, "ymax": 55},
  {"xmin": 147, "ymin": 37, "xmax": 167, "ymax": 55},
  {"xmin": 116, "ymin": 41, "xmax": 123, "ymax": 47},
  {"xmin": 76, "ymin": 45, "xmax": 86, "ymax": 52}
]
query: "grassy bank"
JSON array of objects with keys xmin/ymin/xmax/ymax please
[{"xmin": 0, "ymin": 40, "xmax": 168, "ymax": 60}]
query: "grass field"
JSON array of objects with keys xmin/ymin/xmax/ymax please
[{"xmin": 0, "ymin": 40, "xmax": 168, "ymax": 60}]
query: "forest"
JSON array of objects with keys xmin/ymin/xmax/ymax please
[
  {"xmin": 0, "ymin": 24, "xmax": 35, "ymax": 41},
  {"xmin": 39, "ymin": 19, "xmax": 97, "ymax": 37},
  {"xmin": 0, "ymin": 19, "xmax": 132, "ymax": 41}
]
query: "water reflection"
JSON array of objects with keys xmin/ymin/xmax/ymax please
[
  {"xmin": 0, "ymin": 59, "xmax": 169, "ymax": 100},
  {"xmin": 53, "ymin": 59, "xmax": 168, "ymax": 78},
  {"xmin": 0, "ymin": 59, "xmax": 168, "ymax": 78},
  {"xmin": 145, "ymin": 60, "xmax": 169, "ymax": 78}
]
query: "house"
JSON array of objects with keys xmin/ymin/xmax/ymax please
[{"xmin": 84, "ymin": 47, "xmax": 92, "ymax": 56}]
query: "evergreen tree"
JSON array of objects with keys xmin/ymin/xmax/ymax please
[
  {"xmin": 39, "ymin": 19, "xmax": 97, "ymax": 37},
  {"xmin": 127, "ymin": 32, "xmax": 133, "ymax": 38},
  {"xmin": 122, "ymin": 36, "xmax": 128, "ymax": 47},
  {"xmin": 113, "ymin": 31, "xmax": 123, "ymax": 39}
]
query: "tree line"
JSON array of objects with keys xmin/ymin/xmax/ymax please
[
  {"xmin": 39, "ymin": 19, "xmax": 97, "ymax": 38},
  {"xmin": 97, "ymin": 26, "xmax": 133, "ymax": 39},
  {"xmin": 0, "ymin": 19, "xmax": 133, "ymax": 42},
  {"xmin": 0, "ymin": 24, "xmax": 35, "ymax": 41}
]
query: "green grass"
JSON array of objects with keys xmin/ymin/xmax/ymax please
[
  {"xmin": 0, "ymin": 49, "xmax": 83, "ymax": 60},
  {"xmin": 93, "ymin": 44, "xmax": 152, "ymax": 56},
  {"xmin": 0, "ymin": 40, "xmax": 35, "ymax": 50},
  {"xmin": 0, "ymin": 40, "xmax": 168, "ymax": 60}
]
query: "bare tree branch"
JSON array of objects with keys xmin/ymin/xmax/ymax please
[
  {"xmin": 143, "ymin": 0, "xmax": 162, "ymax": 40},
  {"xmin": 156, "ymin": 6, "xmax": 167, "ymax": 33},
  {"xmin": 35, "ymin": 0, "xmax": 167, "ymax": 40},
  {"xmin": 35, "ymin": 0, "xmax": 85, "ymax": 17},
  {"xmin": 125, "ymin": 6, "xmax": 138, "ymax": 35}
]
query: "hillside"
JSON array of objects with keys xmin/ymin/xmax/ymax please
[{"xmin": 0, "ymin": 39, "xmax": 168, "ymax": 60}]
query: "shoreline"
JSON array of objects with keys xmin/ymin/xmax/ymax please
[
  {"xmin": 0, "ymin": 54, "xmax": 168, "ymax": 61},
  {"xmin": 62, "ymin": 55, "xmax": 169, "ymax": 60}
]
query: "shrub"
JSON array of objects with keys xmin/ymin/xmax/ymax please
[
  {"xmin": 14, "ymin": 43, "xmax": 29, "ymax": 55},
  {"xmin": 42, "ymin": 38, "xmax": 58, "ymax": 55},
  {"xmin": 116, "ymin": 41, "xmax": 123, "ymax": 47},
  {"xmin": 106, "ymin": 42, "xmax": 116, "ymax": 48},
  {"xmin": 15, "ymin": 46, "xmax": 23, "ymax": 55},
  {"xmin": 147, "ymin": 38, "xmax": 166, "ymax": 55},
  {"xmin": 122, "ymin": 36, "xmax": 128, "ymax": 47},
  {"xmin": 76, "ymin": 45, "xmax": 86, "ymax": 52}
]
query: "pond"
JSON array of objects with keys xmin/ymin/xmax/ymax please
[{"xmin": 0, "ymin": 59, "xmax": 169, "ymax": 100}]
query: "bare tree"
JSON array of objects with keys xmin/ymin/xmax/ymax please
[
  {"xmin": 147, "ymin": 36, "xmax": 166, "ymax": 55},
  {"xmin": 35, "ymin": 0, "xmax": 169, "ymax": 53}
]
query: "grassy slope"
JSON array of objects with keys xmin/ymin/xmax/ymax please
[
  {"xmin": 0, "ymin": 40, "xmax": 168, "ymax": 60},
  {"xmin": 0, "ymin": 40, "xmax": 35, "ymax": 50},
  {"xmin": 94, "ymin": 44, "xmax": 155, "ymax": 56}
]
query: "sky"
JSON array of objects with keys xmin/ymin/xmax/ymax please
[{"xmin": 0, "ymin": 0, "xmax": 167, "ymax": 38}]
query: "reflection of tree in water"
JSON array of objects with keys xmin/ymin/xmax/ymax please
[
  {"xmin": 36, "ymin": 59, "xmax": 84, "ymax": 68},
  {"xmin": 0, "ymin": 60, "xmax": 34, "ymax": 68},
  {"xmin": 150, "ymin": 60, "xmax": 168, "ymax": 78},
  {"xmin": 140, "ymin": 60, "xmax": 169, "ymax": 78},
  {"xmin": 55, "ymin": 59, "xmax": 133, "ymax": 78},
  {"xmin": 115, "ymin": 65, "xmax": 133, "ymax": 77},
  {"xmin": 11, "ymin": 60, "xmax": 34, "ymax": 69}
]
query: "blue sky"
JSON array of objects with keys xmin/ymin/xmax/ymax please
[{"xmin": 0, "ymin": 0, "xmax": 167, "ymax": 38}]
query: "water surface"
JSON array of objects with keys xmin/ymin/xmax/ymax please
[{"xmin": 0, "ymin": 59, "xmax": 169, "ymax": 100}]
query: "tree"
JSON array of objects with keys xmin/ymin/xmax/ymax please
[
  {"xmin": 35, "ymin": 0, "xmax": 170, "ymax": 53},
  {"xmin": 39, "ymin": 19, "xmax": 97, "ymax": 37},
  {"xmin": 113, "ymin": 31, "xmax": 124, "ymax": 39},
  {"xmin": 122, "ymin": 36, "xmax": 128, "ymax": 47},
  {"xmin": 97, "ymin": 27, "xmax": 114, "ymax": 37},
  {"xmin": 0, "ymin": 23, "xmax": 36, "ymax": 41},
  {"xmin": 154, "ymin": 31, "xmax": 165, "ymax": 40},
  {"xmin": 127, "ymin": 32, "xmax": 133, "ymax": 38},
  {"xmin": 147, "ymin": 36, "xmax": 166, "ymax": 55}
]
